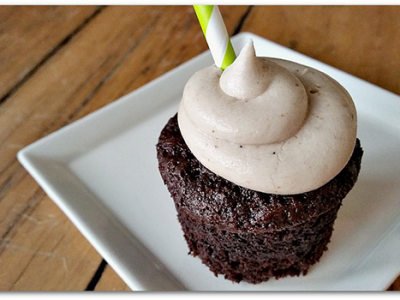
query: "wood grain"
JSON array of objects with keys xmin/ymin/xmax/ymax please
[
  {"xmin": 1, "ymin": 196, "xmax": 101, "ymax": 290},
  {"xmin": 0, "ymin": 6, "xmax": 101, "ymax": 102},
  {"xmin": 0, "ymin": 5, "xmax": 399, "ymax": 291}
]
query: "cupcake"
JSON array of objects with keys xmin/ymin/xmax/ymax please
[{"xmin": 156, "ymin": 41, "xmax": 363, "ymax": 284}]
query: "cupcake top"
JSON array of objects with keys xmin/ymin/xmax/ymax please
[{"xmin": 178, "ymin": 41, "xmax": 357, "ymax": 195}]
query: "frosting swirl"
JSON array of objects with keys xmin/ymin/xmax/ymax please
[{"xmin": 178, "ymin": 41, "xmax": 357, "ymax": 195}]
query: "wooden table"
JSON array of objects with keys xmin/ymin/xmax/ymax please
[{"xmin": 1, "ymin": 5, "xmax": 399, "ymax": 291}]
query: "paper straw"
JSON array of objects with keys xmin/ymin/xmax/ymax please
[{"xmin": 194, "ymin": 5, "xmax": 236, "ymax": 70}]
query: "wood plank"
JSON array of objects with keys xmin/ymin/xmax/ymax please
[
  {"xmin": 0, "ymin": 6, "xmax": 101, "ymax": 101},
  {"xmin": 0, "ymin": 8, "xmax": 169, "ymax": 290},
  {"xmin": 0, "ymin": 170, "xmax": 42, "ymax": 238},
  {"xmin": 0, "ymin": 4, "xmax": 164, "ymax": 238},
  {"xmin": 0, "ymin": 196, "xmax": 101, "ymax": 291},
  {"xmin": 241, "ymin": 5, "xmax": 400, "ymax": 96},
  {"xmin": 0, "ymin": 5, "xmax": 164, "ymax": 291}
]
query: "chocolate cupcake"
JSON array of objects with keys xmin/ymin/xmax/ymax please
[{"xmin": 156, "ymin": 42, "xmax": 363, "ymax": 283}]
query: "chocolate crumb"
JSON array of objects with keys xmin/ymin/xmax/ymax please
[{"xmin": 156, "ymin": 114, "xmax": 363, "ymax": 284}]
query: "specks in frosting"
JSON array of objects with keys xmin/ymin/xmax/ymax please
[
  {"xmin": 300, "ymin": 68, "xmax": 309, "ymax": 76},
  {"xmin": 177, "ymin": 44, "xmax": 357, "ymax": 195}
]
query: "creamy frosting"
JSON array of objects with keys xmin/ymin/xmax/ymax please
[{"xmin": 178, "ymin": 41, "xmax": 357, "ymax": 195}]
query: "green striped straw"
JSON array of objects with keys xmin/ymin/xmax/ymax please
[{"xmin": 194, "ymin": 5, "xmax": 236, "ymax": 71}]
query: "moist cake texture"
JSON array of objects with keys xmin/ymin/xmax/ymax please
[{"xmin": 156, "ymin": 114, "xmax": 363, "ymax": 284}]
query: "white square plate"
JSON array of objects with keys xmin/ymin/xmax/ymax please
[{"xmin": 18, "ymin": 32, "xmax": 400, "ymax": 291}]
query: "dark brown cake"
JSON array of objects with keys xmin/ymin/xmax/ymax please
[{"xmin": 156, "ymin": 114, "xmax": 363, "ymax": 284}]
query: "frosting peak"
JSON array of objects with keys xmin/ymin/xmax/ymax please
[
  {"xmin": 220, "ymin": 41, "xmax": 268, "ymax": 99},
  {"xmin": 178, "ymin": 42, "xmax": 357, "ymax": 195},
  {"xmin": 217, "ymin": 40, "xmax": 309, "ymax": 145}
]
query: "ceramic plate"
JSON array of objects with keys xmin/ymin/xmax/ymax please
[{"xmin": 18, "ymin": 32, "xmax": 400, "ymax": 291}]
